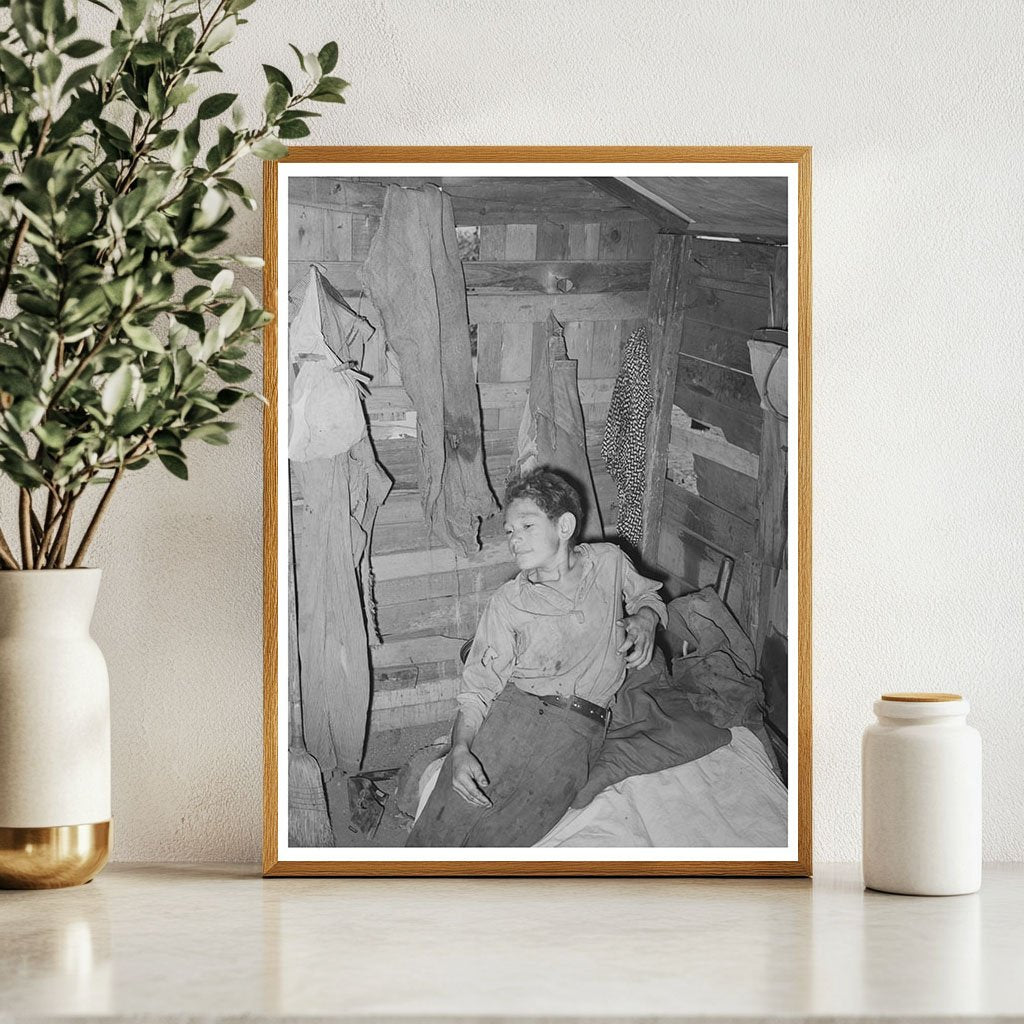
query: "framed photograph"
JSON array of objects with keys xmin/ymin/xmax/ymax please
[{"xmin": 262, "ymin": 147, "xmax": 811, "ymax": 876}]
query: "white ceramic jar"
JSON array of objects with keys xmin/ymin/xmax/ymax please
[{"xmin": 862, "ymin": 693, "xmax": 981, "ymax": 895}]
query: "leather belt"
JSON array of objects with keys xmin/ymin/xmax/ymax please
[{"xmin": 537, "ymin": 692, "xmax": 609, "ymax": 726}]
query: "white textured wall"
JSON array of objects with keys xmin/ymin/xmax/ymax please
[{"xmin": 80, "ymin": 1, "xmax": 1024, "ymax": 862}]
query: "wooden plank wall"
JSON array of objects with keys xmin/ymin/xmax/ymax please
[
  {"xmin": 287, "ymin": 177, "xmax": 656, "ymax": 738},
  {"xmin": 656, "ymin": 236, "xmax": 787, "ymax": 629}
]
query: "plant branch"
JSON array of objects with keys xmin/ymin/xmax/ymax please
[
  {"xmin": 46, "ymin": 298, "xmax": 141, "ymax": 413},
  {"xmin": 70, "ymin": 464, "xmax": 124, "ymax": 568},
  {"xmin": 18, "ymin": 489, "xmax": 34, "ymax": 569},
  {"xmin": 0, "ymin": 527, "xmax": 20, "ymax": 570},
  {"xmin": 0, "ymin": 113, "xmax": 53, "ymax": 309},
  {"xmin": 44, "ymin": 491, "xmax": 79, "ymax": 569}
]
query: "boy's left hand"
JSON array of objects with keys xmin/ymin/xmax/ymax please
[{"xmin": 616, "ymin": 608, "xmax": 658, "ymax": 669}]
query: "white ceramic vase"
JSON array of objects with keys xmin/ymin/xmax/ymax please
[{"xmin": 0, "ymin": 569, "xmax": 111, "ymax": 888}]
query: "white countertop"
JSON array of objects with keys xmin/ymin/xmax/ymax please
[{"xmin": 2, "ymin": 862, "xmax": 1022, "ymax": 1021}]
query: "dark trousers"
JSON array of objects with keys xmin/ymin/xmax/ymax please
[{"xmin": 406, "ymin": 683, "xmax": 604, "ymax": 847}]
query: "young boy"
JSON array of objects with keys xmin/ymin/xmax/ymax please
[{"xmin": 406, "ymin": 468, "xmax": 667, "ymax": 847}]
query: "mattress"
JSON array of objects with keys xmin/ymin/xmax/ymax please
[
  {"xmin": 415, "ymin": 726, "xmax": 787, "ymax": 848},
  {"xmin": 537, "ymin": 726, "xmax": 788, "ymax": 848}
]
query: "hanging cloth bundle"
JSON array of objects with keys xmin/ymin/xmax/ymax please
[
  {"xmin": 509, "ymin": 311, "xmax": 604, "ymax": 541},
  {"xmin": 288, "ymin": 267, "xmax": 391, "ymax": 777},
  {"xmin": 363, "ymin": 184, "xmax": 498, "ymax": 556},
  {"xmin": 602, "ymin": 324, "xmax": 653, "ymax": 551}
]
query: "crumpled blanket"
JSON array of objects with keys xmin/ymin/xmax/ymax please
[
  {"xmin": 363, "ymin": 184, "xmax": 497, "ymax": 555},
  {"xmin": 667, "ymin": 586, "xmax": 777, "ymax": 769},
  {"xmin": 571, "ymin": 649, "xmax": 731, "ymax": 809}
]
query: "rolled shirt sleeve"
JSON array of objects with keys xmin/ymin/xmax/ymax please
[
  {"xmin": 456, "ymin": 589, "xmax": 517, "ymax": 730},
  {"xmin": 620, "ymin": 550, "xmax": 668, "ymax": 627}
]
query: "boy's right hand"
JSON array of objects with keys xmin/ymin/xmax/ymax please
[{"xmin": 451, "ymin": 745, "xmax": 492, "ymax": 807}]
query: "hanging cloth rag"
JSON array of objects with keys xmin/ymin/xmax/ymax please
[
  {"xmin": 288, "ymin": 267, "xmax": 391, "ymax": 776},
  {"xmin": 748, "ymin": 330, "xmax": 788, "ymax": 419},
  {"xmin": 363, "ymin": 184, "xmax": 498, "ymax": 556},
  {"xmin": 601, "ymin": 324, "xmax": 652, "ymax": 551},
  {"xmin": 508, "ymin": 311, "xmax": 604, "ymax": 540}
]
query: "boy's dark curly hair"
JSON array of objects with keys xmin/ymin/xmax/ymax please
[{"xmin": 503, "ymin": 468, "xmax": 583, "ymax": 541}]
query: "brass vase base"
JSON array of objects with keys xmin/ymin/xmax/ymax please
[{"xmin": 0, "ymin": 821, "xmax": 110, "ymax": 889}]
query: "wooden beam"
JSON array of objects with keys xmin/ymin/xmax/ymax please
[
  {"xmin": 640, "ymin": 233, "xmax": 689, "ymax": 564},
  {"xmin": 675, "ymin": 354, "xmax": 761, "ymax": 410},
  {"xmin": 683, "ymin": 283, "xmax": 775, "ymax": 335},
  {"xmin": 674, "ymin": 385, "xmax": 762, "ymax": 454},
  {"xmin": 365, "ymin": 379, "xmax": 615, "ymax": 413},
  {"xmin": 685, "ymin": 223, "xmax": 787, "ymax": 245},
  {"xmin": 693, "ymin": 455, "xmax": 758, "ymax": 525},
  {"xmin": 469, "ymin": 290, "xmax": 648, "ymax": 323},
  {"xmin": 746, "ymin": 409, "xmax": 788, "ymax": 657},
  {"xmin": 301, "ymin": 176, "xmax": 649, "ymax": 224},
  {"xmin": 680, "ymin": 320, "xmax": 759, "ymax": 373},
  {"xmin": 374, "ymin": 560, "xmax": 515, "ymax": 605},
  {"xmin": 661, "ymin": 478, "xmax": 756, "ymax": 557},
  {"xmin": 369, "ymin": 635, "xmax": 467, "ymax": 668},
  {"xmin": 668, "ymin": 407, "xmax": 759, "ymax": 479},
  {"xmin": 686, "ymin": 236, "xmax": 778, "ymax": 279},
  {"xmin": 586, "ymin": 177, "xmax": 692, "ymax": 234}
]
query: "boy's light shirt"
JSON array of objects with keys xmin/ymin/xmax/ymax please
[{"xmin": 457, "ymin": 543, "xmax": 667, "ymax": 731}]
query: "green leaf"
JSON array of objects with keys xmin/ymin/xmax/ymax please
[
  {"xmin": 318, "ymin": 41, "xmax": 339, "ymax": 75},
  {"xmin": 309, "ymin": 88, "xmax": 346, "ymax": 104},
  {"xmin": 214, "ymin": 362, "xmax": 251, "ymax": 384},
  {"xmin": 210, "ymin": 268, "xmax": 233, "ymax": 294},
  {"xmin": 121, "ymin": 0, "xmax": 151, "ymax": 33},
  {"xmin": 0, "ymin": 50, "xmax": 33, "ymax": 87},
  {"xmin": 198, "ymin": 91, "xmax": 236, "ymax": 119},
  {"xmin": 318, "ymin": 75, "xmax": 349, "ymax": 93},
  {"xmin": 218, "ymin": 295, "xmax": 246, "ymax": 339},
  {"xmin": 112, "ymin": 405, "xmax": 151, "ymax": 435},
  {"xmin": 96, "ymin": 43, "xmax": 127, "ymax": 81},
  {"xmin": 123, "ymin": 322, "xmax": 164, "ymax": 353},
  {"xmin": 132, "ymin": 42, "xmax": 168, "ymax": 66},
  {"xmin": 34, "ymin": 421, "xmax": 70, "ymax": 449},
  {"xmin": 147, "ymin": 74, "xmax": 166, "ymax": 117},
  {"xmin": 262, "ymin": 64, "xmax": 292, "ymax": 94},
  {"xmin": 189, "ymin": 422, "xmax": 230, "ymax": 445},
  {"xmin": 181, "ymin": 365, "xmax": 206, "ymax": 391},
  {"xmin": 251, "ymin": 138, "xmax": 287, "ymax": 160},
  {"xmin": 9, "ymin": 399, "xmax": 45, "ymax": 433},
  {"xmin": 166, "ymin": 82, "xmax": 199, "ymax": 107},
  {"xmin": 264, "ymin": 81, "xmax": 288, "ymax": 117},
  {"xmin": 172, "ymin": 26, "xmax": 196, "ymax": 64},
  {"xmin": 101, "ymin": 365, "xmax": 133, "ymax": 414},
  {"xmin": 63, "ymin": 38, "xmax": 104, "ymax": 58},
  {"xmin": 60, "ymin": 63, "xmax": 97, "ymax": 96},
  {"xmin": 277, "ymin": 120, "xmax": 310, "ymax": 140},
  {"xmin": 38, "ymin": 51, "xmax": 63, "ymax": 86},
  {"xmin": 158, "ymin": 452, "xmax": 188, "ymax": 479},
  {"xmin": 203, "ymin": 16, "xmax": 236, "ymax": 53},
  {"xmin": 215, "ymin": 388, "xmax": 247, "ymax": 408}
]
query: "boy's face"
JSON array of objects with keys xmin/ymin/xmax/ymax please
[{"xmin": 503, "ymin": 497, "xmax": 570, "ymax": 572}]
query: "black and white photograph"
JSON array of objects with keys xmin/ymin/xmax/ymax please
[{"xmin": 264, "ymin": 150, "xmax": 810, "ymax": 875}]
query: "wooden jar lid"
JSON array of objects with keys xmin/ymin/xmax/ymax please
[{"xmin": 881, "ymin": 692, "xmax": 962, "ymax": 702}]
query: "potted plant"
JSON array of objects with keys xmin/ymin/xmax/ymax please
[{"xmin": 0, "ymin": 0, "xmax": 345, "ymax": 887}]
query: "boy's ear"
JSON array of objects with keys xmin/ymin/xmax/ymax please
[{"xmin": 557, "ymin": 512, "xmax": 577, "ymax": 540}]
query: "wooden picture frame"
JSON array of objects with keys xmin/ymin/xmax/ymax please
[{"xmin": 263, "ymin": 147, "xmax": 811, "ymax": 877}]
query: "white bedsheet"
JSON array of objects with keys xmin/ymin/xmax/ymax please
[
  {"xmin": 415, "ymin": 727, "xmax": 787, "ymax": 849},
  {"xmin": 536, "ymin": 727, "xmax": 787, "ymax": 848}
]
